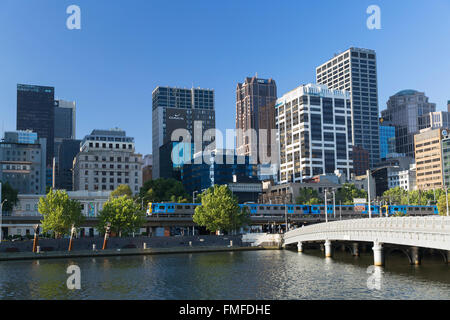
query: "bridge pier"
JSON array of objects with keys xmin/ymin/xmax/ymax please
[
  {"xmin": 352, "ymin": 243, "xmax": 360, "ymax": 257},
  {"xmin": 372, "ymin": 241, "xmax": 384, "ymax": 267},
  {"xmin": 297, "ymin": 242, "xmax": 303, "ymax": 253},
  {"xmin": 324, "ymin": 240, "xmax": 332, "ymax": 258},
  {"xmin": 410, "ymin": 247, "xmax": 422, "ymax": 265}
]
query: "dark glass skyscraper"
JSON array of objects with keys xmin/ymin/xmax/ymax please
[
  {"xmin": 17, "ymin": 84, "xmax": 55, "ymax": 166},
  {"xmin": 316, "ymin": 48, "xmax": 380, "ymax": 168}
]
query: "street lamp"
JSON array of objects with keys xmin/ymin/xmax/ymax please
[
  {"xmin": 193, "ymin": 190, "xmax": 199, "ymax": 203},
  {"xmin": 324, "ymin": 189, "xmax": 328, "ymax": 223}
]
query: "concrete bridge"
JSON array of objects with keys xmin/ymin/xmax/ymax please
[{"xmin": 284, "ymin": 216, "xmax": 450, "ymax": 266}]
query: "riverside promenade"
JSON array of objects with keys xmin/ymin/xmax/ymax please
[{"xmin": 0, "ymin": 235, "xmax": 279, "ymax": 261}]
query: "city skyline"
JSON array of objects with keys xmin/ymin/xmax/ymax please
[{"xmin": 1, "ymin": 1, "xmax": 450, "ymax": 156}]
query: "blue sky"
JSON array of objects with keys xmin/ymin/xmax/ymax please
[{"xmin": 1, "ymin": 0, "xmax": 449, "ymax": 155}]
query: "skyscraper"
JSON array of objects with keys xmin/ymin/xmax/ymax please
[
  {"xmin": 381, "ymin": 90, "xmax": 436, "ymax": 157},
  {"xmin": 17, "ymin": 84, "xmax": 55, "ymax": 166},
  {"xmin": 152, "ymin": 86, "xmax": 215, "ymax": 179},
  {"xmin": 236, "ymin": 76, "xmax": 277, "ymax": 162},
  {"xmin": 316, "ymin": 48, "xmax": 380, "ymax": 168}
]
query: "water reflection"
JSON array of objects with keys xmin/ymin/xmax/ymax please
[{"xmin": 0, "ymin": 250, "xmax": 448, "ymax": 300}]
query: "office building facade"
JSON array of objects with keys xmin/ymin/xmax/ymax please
[
  {"xmin": 16, "ymin": 84, "xmax": 55, "ymax": 166},
  {"xmin": 181, "ymin": 149, "xmax": 258, "ymax": 195},
  {"xmin": 381, "ymin": 90, "xmax": 436, "ymax": 157},
  {"xmin": 414, "ymin": 128, "xmax": 444, "ymax": 190},
  {"xmin": 152, "ymin": 87, "xmax": 215, "ymax": 179},
  {"xmin": 316, "ymin": 47, "xmax": 380, "ymax": 168},
  {"xmin": 73, "ymin": 129, "xmax": 143, "ymax": 194},
  {"xmin": 276, "ymin": 84, "xmax": 353, "ymax": 184},
  {"xmin": 379, "ymin": 122, "xmax": 396, "ymax": 160},
  {"xmin": 0, "ymin": 131, "xmax": 47, "ymax": 194},
  {"xmin": 236, "ymin": 76, "xmax": 277, "ymax": 162},
  {"xmin": 55, "ymin": 139, "xmax": 81, "ymax": 191}
]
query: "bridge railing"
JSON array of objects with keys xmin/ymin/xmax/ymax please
[{"xmin": 285, "ymin": 216, "xmax": 450, "ymax": 241}]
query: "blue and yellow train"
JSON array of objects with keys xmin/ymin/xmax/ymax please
[{"xmin": 147, "ymin": 203, "xmax": 439, "ymax": 217}]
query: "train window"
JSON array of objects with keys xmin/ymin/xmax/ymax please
[
  {"xmin": 184, "ymin": 206, "xmax": 190, "ymax": 209},
  {"xmin": 296, "ymin": 207, "xmax": 301, "ymax": 210},
  {"xmin": 427, "ymin": 208, "xmax": 432, "ymax": 211},
  {"xmin": 320, "ymin": 207, "xmax": 324, "ymax": 210},
  {"xmin": 273, "ymin": 207, "xmax": 278, "ymax": 210},
  {"xmin": 415, "ymin": 207, "xmax": 419, "ymax": 211}
]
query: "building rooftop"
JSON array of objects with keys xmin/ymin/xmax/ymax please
[{"xmin": 395, "ymin": 89, "xmax": 419, "ymax": 96}]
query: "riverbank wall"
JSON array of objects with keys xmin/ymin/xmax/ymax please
[{"xmin": 0, "ymin": 235, "xmax": 280, "ymax": 261}]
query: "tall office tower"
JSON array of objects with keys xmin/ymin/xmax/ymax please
[
  {"xmin": 276, "ymin": 84, "xmax": 353, "ymax": 184},
  {"xmin": 152, "ymin": 87, "xmax": 215, "ymax": 179},
  {"xmin": 54, "ymin": 100, "xmax": 76, "ymax": 141},
  {"xmin": 0, "ymin": 131, "xmax": 47, "ymax": 194},
  {"xmin": 17, "ymin": 84, "xmax": 55, "ymax": 166},
  {"xmin": 73, "ymin": 129, "xmax": 143, "ymax": 194},
  {"xmin": 53, "ymin": 99, "xmax": 77, "ymax": 189},
  {"xmin": 236, "ymin": 77, "xmax": 277, "ymax": 162},
  {"xmin": 381, "ymin": 90, "xmax": 436, "ymax": 157},
  {"xmin": 316, "ymin": 48, "xmax": 380, "ymax": 168}
]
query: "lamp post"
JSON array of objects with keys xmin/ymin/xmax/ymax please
[
  {"xmin": 324, "ymin": 189, "xmax": 328, "ymax": 223},
  {"xmin": 193, "ymin": 190, "xmax": 199, "ymax": 203},
  {"xmin": 367, "ymin": 169, "xmax": 372, "ymax": 219}
]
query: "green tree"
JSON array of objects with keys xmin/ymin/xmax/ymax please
[
  {"xmin": 336, "ymin": 183, "xmax": 368, "ymax": 205},
  {"xmin": 111, "ymin": 184, "xmax": 133, "ymax": 198},
  {"xmin": 193, "ymin": 185, "xmax": 250, "ymax": 234},
  {"xmin": 139, "ymin": 178, "xmax": 189, "ymax": 205},
  {"xmin": 382, "ymin": 187, "xmax": 406, "ymax": 205},
  {"xmin": 0, "ymin": 181, "xmax": 19, "ymax": 212},
  {"xmin": 38, "ymin": 189, "xmax": 84, "ymax": 238},
  {"xmin": 437, "ymin": 194, "xmax": 450, "ymax": 216},
  {"xmin": 295, "ymin": 188, "xmax": 322, "ymax": 205},
  {"xmin": 97, "ymin": 195, "xmax": 145, "ymax": 237}
]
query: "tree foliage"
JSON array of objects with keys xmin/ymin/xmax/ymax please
[
  {"xmin": 193, "ymin": 185, "xmax": 250, "ymax": 233},
  {"xmin": 382, "ymin": 187, "xmax": 443, "ymax": 205},
  {"xmin": 111, "ymin": 184, "xmax": 133, "ymax": 198},
  {"xmin": 437, "ymin": 194, "xmax": 450, "ymax": 216},
  {"xmin": 139, "ymin": 178, "xmax": 189, "ymax": 205},
  {"xmin": 97, "ymin": 195, "xmax": 145, "ymax": 236},
  {"xmin": 38, "ymin": 189, "xmax": 84, "ymax": 238},
  {"xmin": 0, "ymin": 181, "xmax": 18, "ymax": 212},
  {"xmin": 335, "ymin": 183, "xmax": 368, "ymax": 205},
  {"xmin": 295, "ymin": 188, "xmax": 322, "ymax": 205}
]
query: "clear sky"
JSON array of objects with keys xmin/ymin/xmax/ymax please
[{"xmin": 1, "ymin": 0, "xmax": 449, "ymax": 155}]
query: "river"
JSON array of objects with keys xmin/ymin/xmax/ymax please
[{"xmin": 0, "ymin": 249, "xmax": 448, "ymax": 299}]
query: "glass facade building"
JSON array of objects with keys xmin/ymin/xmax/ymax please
[
  {"xmin": 16, "ymin": 84, "xmax": 55, "ymax": 166},
  {"xmin": 181, "ymin": 149, "xmax": 258, "ymax": 195},
  {"xmin": 379, "ymin": 124, "xmax": 396, "ymax": 160}
]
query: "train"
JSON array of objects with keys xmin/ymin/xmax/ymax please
[{"xmin": 146, "ymin": 202, "xmax": 439, "ymax": 217}]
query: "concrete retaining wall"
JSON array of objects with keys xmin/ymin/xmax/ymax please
[{"xmin": 0, "ymin": 235, "xmax": 247, "ymax": 253}]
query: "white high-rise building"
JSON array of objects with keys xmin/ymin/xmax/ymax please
[
  {"xmin": 73, "ymin": 129, "xmax": 143, "ymax": 194},
  {"xmin": 276, "ymin": 84, "xmax": 353, "ymax": 184}
]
